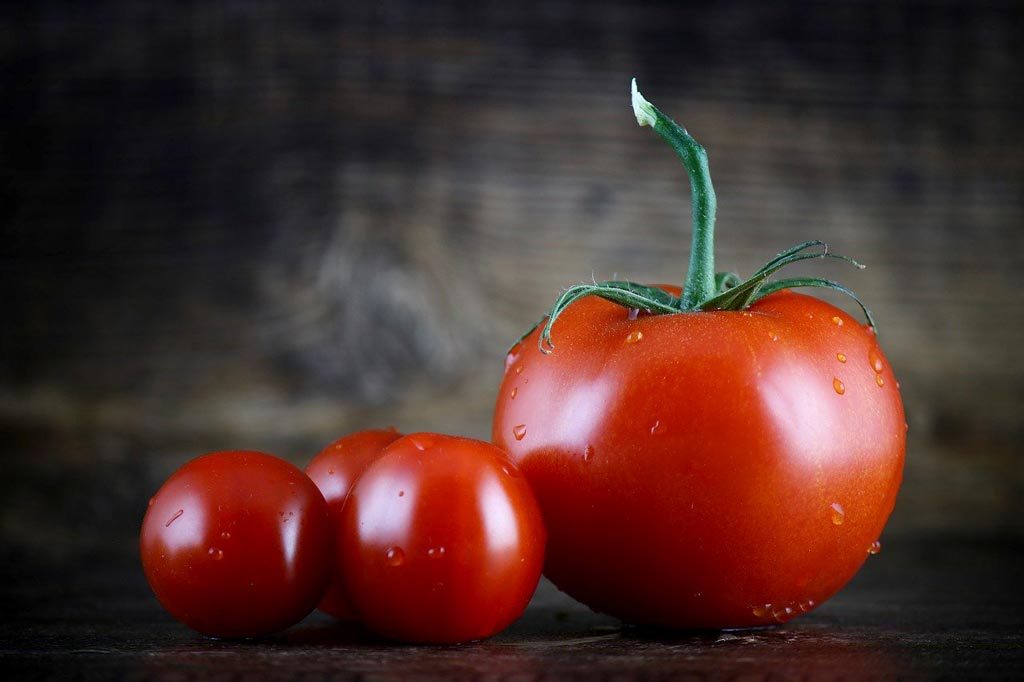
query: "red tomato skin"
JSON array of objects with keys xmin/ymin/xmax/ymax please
[
  {"xmin": 339, "ymin": 433, "xmax": 546, "ymax": 644},
  {"xmin": 305, "ymin": 429, "xmax": 402, "ymax": 619},
  {"xmin": 493, "ymin": 290, "xmax": 905, "ymax": 629},
  {"xmin": 140, "ymin": 451, "xmax": 332, "ymax": 638}
]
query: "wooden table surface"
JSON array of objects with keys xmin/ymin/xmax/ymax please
[{"xmin": 3, "ymin": 534, "xmax": 1021, "ymax": 680}]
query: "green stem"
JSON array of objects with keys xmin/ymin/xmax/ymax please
[
  {"xmin": 515, "ymin": 82, "xmax": 878, "ymax": 354},
  {"xmin": 632, "ymin": 79, "xmax": 717, "ymax": 309}
]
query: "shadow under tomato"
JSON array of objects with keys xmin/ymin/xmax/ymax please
[{"xmin": 275, "ymin": 619, "xmax": 373, "ymax": 646}]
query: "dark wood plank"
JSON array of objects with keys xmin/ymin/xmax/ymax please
[{"xmin": 2, "ymin": 534, "xmax": 1022, "ymax": 680}]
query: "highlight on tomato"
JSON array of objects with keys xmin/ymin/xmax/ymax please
[
  {"xmin": 140, "ymin": 451, "xmax": 333, "ymax": 638},
  {"xmin": 305, "ymin": 428, "xmax": 403, "ymax": 619},
  {"xmin": 492, "ymin": 80, "xmax": 905, "ymax": 629},
  {"xmin": 337, "ymin": 433, "xmax": 546, "ymax": 644}
]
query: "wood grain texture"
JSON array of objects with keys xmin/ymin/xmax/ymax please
[
  {"xmin": 1, "ymin": 0, "xmax": 1022, "ymax": 564},
  {"xmin": 2, "ymin": 535, "xmax": 1022, "ymax": 679}
]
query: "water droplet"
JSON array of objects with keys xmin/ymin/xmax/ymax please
[
  {"xmin": 148, "ymin": 497, "xmax": 155, "ymax": 507},
  {"xmin": 868, "ymin": 348, "xmax": 884, "ymax": 372},
  {"xmin": 334, "ymin": 443, "xmax": 343, "ymax": 450},
  {"xmin": 165, "ymin": 509, "xmax": 183, "ymax": 527},
  {"xmin": 742, "ymin": 311, "xmax": 753, "ymax": 318},
  {"xmin": 515, "ymin": 364, "xmax": 524, "ymax": 375},
  {"xmin": 627, "ymin": 308, "xmax": 639, "ymax": 320},
  {"xmin": 583, "ymin": 445, "xmax": 595, "ymax": 462},
  {"xmin": 386, "ymin": 546, "xmax": 405, "ymax": 566},
  {"xmin": 220, "ymin": 531, "xmax": 231, "ymax": 540},
  {"xmin": 830, "ymin": 502, "xmax": 845, "ymax": 525},
  {"xmin": 626, "ymin": 330, "xmax": 643, "ymax": 344},
  {"xmin": 427, "ymin": 546, "xmax": 446, "ymax": 559},
  {"xmin": 875, "ymin": 374, "xmax": 885, "ymax": 387},
  {"xmin": 833, "ymin": 377, "xmax": 845, "ymax": 395},
  {"xmin": 769, "ymin": 331, "xmax": 779, "ymax": 342},
  {"xmin": 650, "ymin": 420, "xmax": 666, "ymax": 435},
  {"xmin": 208, "ymin": 547, "xmax": 224, "ymax": 561},
  {"xmin": 836, "ymin": 353, "xmax": 847, "ymax": 363},
  {"xmin": 904, "ymin": 422, "xmax": 909, "ymax": 432},
  {"xmin": 511, "ymin": 387, "xmax": 518, "ymax": 400},
  {"xmin": 409, "ymin": 436, "xmax": 428, "ymax": 451},
  {"xmin": 327, "ymin": 468, "xmax": 335, "ymax": 475},
  {"xmin": 772, "ymin": 605, "xmax": 794, "ymax": 622},
  {"xmin": 799, "ymin": 599, "xmax": 815, "ymax": 612},
  {"xmin": 832, "ymin": 315, "xmax": 843, "ymax": 326},
  {"xmin": 513, "ymin": 424, "xmax": 527, "ymax": 441},
  {"xmin": 398, "ymin": 490, "xmax": 405, "ymax": 497},
  {"xmin": 504, "ymin": 348, "xmax": 520, "ymax": 373},
  {"xmin": 896, "ymin": 380, "xmax": 901, "ymax": 389},
  {"xmin": 868, "ymin": 540, "xmax": 882, "ymax": 555},
  {"xmin": 752, "ymin": 604, "xmax": 769, "ymax": 618}
]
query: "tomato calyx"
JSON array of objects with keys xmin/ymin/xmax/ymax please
[
  {"xmin": 698, "ymin": 239, "xmax": 874, "ymax": 325},
  {"xmin": 516, "ymin": 80, "xmax": 877, "ymax": 354}
]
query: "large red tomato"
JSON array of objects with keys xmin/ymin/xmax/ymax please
[
  {"xmin": 140, "ymin": 451, "xmax": 332, "ymax": 637},
  {"xmin": 491, "ymin": 81, "xmax": 905, "ymax": 628},
  {"xmin": 494, "ymin": 289, "xmax": 904, "ymax": 628},
  {"xmin": 305, "ymin": 428, "xmax": 402, "ymax": 619},
  {"xmin": 338, "ymin": 433, "xmax": 546, "ymax": 643}
]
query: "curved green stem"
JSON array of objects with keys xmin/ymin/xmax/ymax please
[
  {"xmin": 511, "ymin": 81, "xmax": 879, "ymax": 354},
  {"xmin": 632, "ymin": 79, "xmax": 716, "ymax": 309}
]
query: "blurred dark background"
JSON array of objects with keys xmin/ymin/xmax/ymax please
[{"xmin": 2, "ymin": 0, "xmax": 1022, "ymax": 579}]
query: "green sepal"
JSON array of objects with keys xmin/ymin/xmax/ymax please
[
  {"xmin": 700, "ymin": 241, "xmax": 864, "ymax": 312},
  {"xmin": 536, "ymin": 281, "xmax": 681, "ymax": 353},
  {"xmin": 750, "ymin": 277, "xmax": 877, "ymax": 332},
  {"xmin": 715, "ymin": 272, "xmax": 742, "ymax": 293}
]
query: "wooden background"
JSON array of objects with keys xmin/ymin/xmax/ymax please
[{"xmin": 1, "ymin": 0, "xmax": 1022, "ymax": 573}]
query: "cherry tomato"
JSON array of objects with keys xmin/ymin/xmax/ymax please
[
  {"xmin": 140, "ymin": 451, "xmax": 332, "ymax": 637},
  {"xmin": 305, "ymin": 428, "xmax": 402, "ymax": 619},
  {"xmin": 338, "ymin": 433, "xmax": 546, "ymax": 643},
  {"xmin": 493, "ymin": 289, "xmax": 905, "ymax": 628}
]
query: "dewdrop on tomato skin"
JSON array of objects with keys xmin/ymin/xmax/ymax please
[{"xmin": 385, "ymin": 547, "xmax": 405, "ymax": 567}]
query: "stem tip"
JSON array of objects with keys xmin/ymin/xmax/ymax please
[{"xmin": 631, "ymin": 78, "xmax": 657, "ymax": 128}]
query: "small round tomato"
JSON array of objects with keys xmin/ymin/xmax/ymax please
[
  {"xmin": 338, "ymin": 433, "xmax": 546, "ymax": 644},
  {"xmin": 140, "ymin": 451, "xmax": 332, "ymax": 638},
  {"xmin": 305, "ymin": 428, "xmax": 402, "ymax": 619}
]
